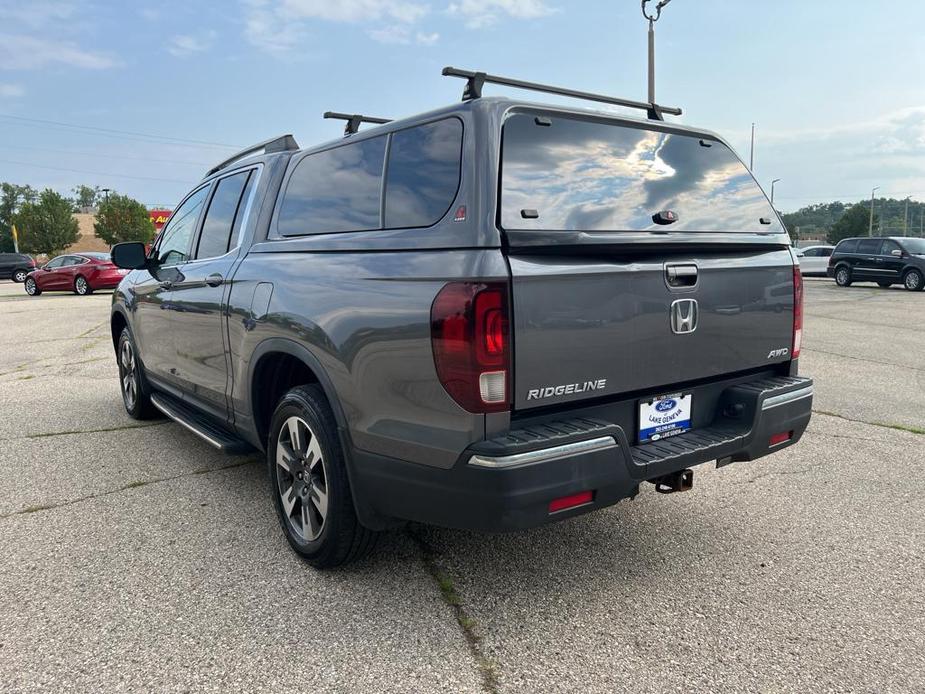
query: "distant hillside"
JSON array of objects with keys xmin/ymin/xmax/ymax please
[{"xmin": 782, "ymin": 198, "xmax": 925, "ymax": 242}]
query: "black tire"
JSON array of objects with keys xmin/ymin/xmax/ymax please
[
  {"xmin": 117, "ymin": 327, "xmax": 159, "ymax": 419},
  {"xmin": 74, "ymin": 275, "xmax": 92, "ymax": 295},
  {"xmin": 24, "ymin": 277, "xmax": 41, "ymax": 296},
  {"xmin": 834, "ymin": 265, "xmax": 852, "ymax": 287},
  {"xmin": 904, "ymin": 268, "xmax": 924, "ymax": 292},
  {"xmin": 267, "ymin": 385, "xmax": 377, "ymax": 569},
  {"xmin": 12, "ymin": 269, "xmax": 28, "ymax": 283},
  {"xmin": 877, "ymin": 281, "xmax": 892, "ymax": 288}
]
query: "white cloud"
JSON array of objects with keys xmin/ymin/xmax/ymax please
[
  {"xmin": 279, "ymin": 0, "xmax": 429, "ymax": 23},
  {"xmin": 447, "ymin": 0, "xmax": 556, "ymax": 28},
  {"xmin": 0, "ymin": 83, "xmax": 25, "ymax": 98},
  {"xmin": 243, "ymin": 0, "xmax": 431, "ymax": 52},
  {"xmin": 139, "ymin": 8, "xmax": 160, "ymax": 21},
  {"xmin": 0, "ymin": 33, "xmax": 116, "ymax": 70},
  {"xmin": 755, "ymin": 106, "xmax": 925, "ymax": 210},
  {"xmin": 0, "ymin": 1, "xmax": 76, "ymax": 28},
  {"xmin": 367, "ymin": 25, "xmax": 440, "ymax": 45},
  {"xmin": 166, "ymin": 31, "xmax": 218, "ymax": 58}
]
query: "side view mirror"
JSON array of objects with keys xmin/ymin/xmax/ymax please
[
  {"xmin": 795, "ymin": 251, "xmax": 805, "ymax": 258},
  {"xmin": 111, "ymin": 242, "xmax": 149, "ymax": 270},
  {"xmin": 891, "ymin": 249, "xmax": 903, "ymax": 257}
]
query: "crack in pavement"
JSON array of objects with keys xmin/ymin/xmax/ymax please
[
  {"xmin": 745, "ymin": 461, "xmax": 829, "ymax": 483},
  {"xmin": 803, "ymin": 346, "xmax": 925, "ymax": 373},
  {"xmin": 812, "ymin": 410, "xmax": 925, "ymax": 435},
  {"xmin": 0, "ymin": 421, "xmax": 168, "ymax": 442},
  {"xmin": 0, "ymin": 457, "xmax": 259, "ymax": 521},
  {"xmin": 804, "ymin": 312, "xmax": 923, "ymax": 333},
  {"xmin": 407, "ymin": 528, "xmax": 500, "ymax": 694}
]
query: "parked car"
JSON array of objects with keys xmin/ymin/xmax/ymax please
[
  {"xmin": 0, "ymin": 252, "xmax": 37, "ymax": 283},
  {"xmin": 827, "ymin": 237, "xmax": 925, "ymax": 290},
  {"xmin": 795, "ymin": 245, "xmax": 834, "ymax": 277},
  {"xmin": 24, "ymin": 252, "xmax": 128, "ymax": 296},
  {"xmin": 109, "ymin": 68, "xmax": 813, "ymax": 568}
]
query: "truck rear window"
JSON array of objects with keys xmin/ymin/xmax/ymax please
[{"xmin": 500, "ymin": 111, "xmax": 783, "ymax": 233}]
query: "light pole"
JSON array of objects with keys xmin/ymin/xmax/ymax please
[
  {"xmin": 868, "ymin": 186, "xmax": 879, "ymax": 237},
  {"xmin": 770, "ymin": 178, "xmax": 781, "ymax": 205},
  {"xmin": 641, "ymin": 0, "xmax": 673, "ymax": 106},
  {"xmin": 749, "ymin": 123, "xmax": 756, "ymax": 171},
  {"xmin": 101, "ymin": 188, "xmax": 111, "ymax": 203}
]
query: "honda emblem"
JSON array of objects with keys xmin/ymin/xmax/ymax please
[{"xmin": 670, "ymin": 299, "xmax": 698, "ymax": 334}]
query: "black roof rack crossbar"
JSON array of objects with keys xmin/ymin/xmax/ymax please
[
  {"xmin": 441, "ymin": 66, "xmax": 682, "ymax": 121},
  {"xmin": 324, "ymin": 111, "xmax": 392, "ymax": 136},
  {"xmin": 206, "ymin": 134, "xmax": 299, "ymax": 176}
]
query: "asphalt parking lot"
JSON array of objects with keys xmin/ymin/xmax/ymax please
[{"xmin": 0, "ymin": 278, "xmax": 922, "ymax": 693}]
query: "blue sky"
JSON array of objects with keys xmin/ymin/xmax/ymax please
[{"xmin": 1, "ymin": 0, "xmax": 923, "ymax": 212}]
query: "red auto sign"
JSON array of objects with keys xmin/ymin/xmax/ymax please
[{"xmin": 149, "ymin": 209, "xmax": 172, "ymax": 231}]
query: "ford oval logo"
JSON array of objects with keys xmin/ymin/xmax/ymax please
[{"xmin": 655, "ymin": 399, "xmax": 677, "ymax": 412}]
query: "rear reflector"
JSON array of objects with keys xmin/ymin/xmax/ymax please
[
  {"xmin": 548, "ymin": 490, "xmax": 594, "ymax": 514},
  {"xmin": 769, "ymin": 431, "xmax": 793, "ymax": 446}
]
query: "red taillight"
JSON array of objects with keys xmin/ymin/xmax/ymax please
[
  {"xmin": 431, "ymin": 282, "xmax": 510, "ymax": 413},
  {"xmin": 792, "ymin": 265, "xmax": 803, "ymax": 359},
  {"xmin": 769, "ymin": 431, "xmax": 793, "ymax": 446},
  {"xmin": 549, "ymin": 490, "xmax": 594, "ymax": 514}
]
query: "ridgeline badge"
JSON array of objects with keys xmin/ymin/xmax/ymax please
[{"xmin": 526, "ymin": 379, "xmax": 607, "ymax": 401}]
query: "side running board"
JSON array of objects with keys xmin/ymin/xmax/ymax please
[{"xmin": 150, "ymin": 393, "xmax": 252, "ymax": 454}]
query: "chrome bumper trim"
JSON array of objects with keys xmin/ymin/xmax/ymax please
[
  {"xmin": 468, "ymin": 435, "xmax": 618, "ymax": 469},
  {"xmin": 761, "ymin": 385, "xmax": 814, "ymax": 411}
]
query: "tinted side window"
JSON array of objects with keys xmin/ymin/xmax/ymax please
[
  {"xmin": 857, "ymin": 239, "xmax": 881, "ymax": 254},
  {"xmin": 836, "ymin": 240, "xmax": 858, "ymax": 254},
  {"xmin": 384, "ymin": 119, "xmax": 463, "ymax": 228},
  {"xmin": 196, "ymin": 171, "xmax": 251, "ymax": 260},
  {"xmin": 158, "ymin": 185, "xmax": 210, "ymax": 265},
  {"xmin": 278, "ymin": 136, "xmax": 386, "ymax": 236},
  {"xmin": 45, "ymin": 257, "xmax": 65, "ymax": 268},
  {"xmin": 802, "ymin": 248, "xmax": 819, "ymax": 257},
  {"xmin": 820, "ymin": 248, "xmax": 833, "ymax": 257}
]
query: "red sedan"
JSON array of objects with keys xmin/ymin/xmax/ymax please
[{"xmin": 24, "ymin": 252, "xmax": 130, "ymax": 296}]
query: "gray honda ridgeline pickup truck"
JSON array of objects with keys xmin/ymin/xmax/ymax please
[{"xmin": 110, "ymin": 69, "xmax": 812, "ymax": 568}]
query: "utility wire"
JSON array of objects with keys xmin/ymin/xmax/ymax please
[
  {"xmin": 0, "ymin": 159, "xmax": 198, "ymax": 185},
  {"xmin": 0, "ymin": 143, "xmax": 212, "ymax": 167},
  {"xmin": 0, "ymin": 113, "xmax": 240, "ymax": 149}
]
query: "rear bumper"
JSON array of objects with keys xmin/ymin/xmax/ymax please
[
  {"xmin": 91, "ymin": 271, "xmax": 128, "ymax": 289},
  {"xmin": 351, "ymin": 375, "xmax": 813, "ymax": 531}
]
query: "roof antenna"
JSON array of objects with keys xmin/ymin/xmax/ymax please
[{"xmin": 641, "ymin": 0, "xmax": 674, "ymax": 120}]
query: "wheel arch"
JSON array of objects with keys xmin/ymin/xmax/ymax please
[
  {"xmin": 246, "ymin": 338, "xmax": 390, "ymax": 529},
  {"xmin": 110, "ymin": 308, "xmax": 129, "ymax": 353},
  {"xmin": 247, "ymin": 338, "xmax": 349, "ymax": 448}
]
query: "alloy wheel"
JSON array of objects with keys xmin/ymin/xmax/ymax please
[
  {"xmin": 76, "ymin": 277, "xmax": 89, "ymax": 295},
  {"xmin": 120, "ymin": 340, "xmax": 137, "ymax": 410},
  {"xmin": 836, "ymin": 268, "xmax": 849, "ymax": 286},
  {"xmin": 906, "ymin": 271, "xmax": 922, "ymax": 291},
  {"xmin": 25, "ymin": 278, "xmax": 37, "ymax": 295},
  {"xmin": 13, "ymin": 270, "xmax": 27, "ymax": 283},
  {"xmin": 276, "ymin": 415, "xmax": 329, "ymax": 542}
]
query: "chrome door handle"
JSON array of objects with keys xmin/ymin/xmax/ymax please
[{"xmin": 206, "ymin": 273, "xmax": 224, "ymax": 287}]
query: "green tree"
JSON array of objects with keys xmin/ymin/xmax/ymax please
[
  {"xmin": 0, "ymin": 182, "xmax": 38, "ymax": 252},
  {"xmin": 72, "ymin": 184, "xmax": 101, "ymax": 210},
  {"xmin": 828, "ymin": 203, "xmax": 872, "ymax": 244},
  {"xmin": 94, "ymin": 193, "xmax": 155, "ymax": 246},
  {"xmin": 14, "ymin": 189, "xmax": 80, "ymax": 257}
]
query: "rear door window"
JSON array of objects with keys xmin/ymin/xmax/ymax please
[
  {"xmin": 195, "ymin": 170, "xmax": 252, "ymax": 260},
  {"xmin": 384, "ymin": 118, "xmax": 463, "ymax": 228},
  {"xmin": 856, "ymin": 239, "xmax": 881, "ymax": 254},
  {"xmin": 836, "ymin": 240, "xmax": 858, "ymax": 254},
  {"xmin": 500, "ymin": 111, "xmax": 783, "ymax": 233},
  {"xmin": 278, "ymin": 136, "xmax": 386, "ymax": 236}
]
